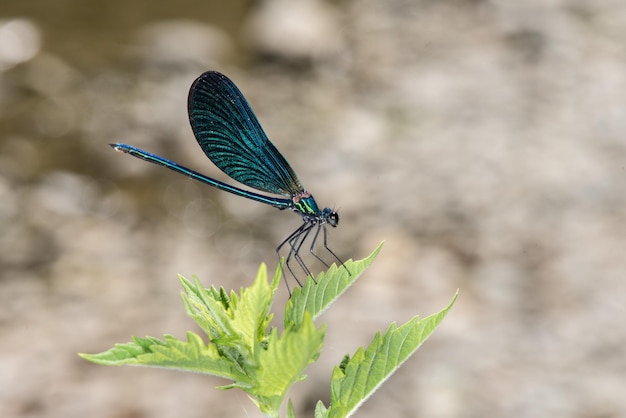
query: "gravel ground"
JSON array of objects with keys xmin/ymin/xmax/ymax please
[{"xmin": 1, "ymin": 1, "xmax": 625, "ymax": 417}]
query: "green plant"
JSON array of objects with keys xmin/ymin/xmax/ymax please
[{"xmin": 81, "ymin": 243, "xmax": 457, "ymax": 417}]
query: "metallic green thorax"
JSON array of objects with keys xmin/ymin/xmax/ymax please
[{"xmin": 292, "ymin": 193, "xmax": 320, "ymax": 216}]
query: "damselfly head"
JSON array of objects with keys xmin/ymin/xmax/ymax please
[{"xmin": 322, "ymin": 208, "xmax": 339, "ymax": 227}]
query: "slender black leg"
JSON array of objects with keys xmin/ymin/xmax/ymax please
[
  {"xmin": 306, "ymin": 223, "xmax": 351, "ymax": 276},
  {"xmin": 276, "ymin": 223, "xmax": 308, "ymax": 292},
  {"xmin": 308, "ymin": 224, "xmax": 331, "ymax": 268},
  {"xmin": 276, "ymin": 217, "xmax": 350, "ymax": 294},
  {"xmin": 276, "ymin": 221, "xmax": 317, "ymax": 291},
  {"xmin": 322, "ymin": 224, "xmax": 351, "ymax": 275},
  {"xmin": 286, "ymin": 222, "xmax": 315, "ymax": 280}
]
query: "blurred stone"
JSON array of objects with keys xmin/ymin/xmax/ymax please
[
  {"xmin": 31, "ymin": 171, "xmax": 99, "ymax": 217},
  {"xmin": 0, "ymin": 18, "xmax": 40, "ymax": 70},
  {"xmin": 24, "ymin": 54, "xmax": 81, "ymax": 97},
  {"xmin": 133, "ymin": 20, "xmax": 234, "ymax": 69},
  {"xmin": 243, "ymin": 0, "xmax": 343, "ymax": 64}
]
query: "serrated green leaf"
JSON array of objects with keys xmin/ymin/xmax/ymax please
[
  {"xmin": 179, "ymin": 264, "xmax": 279, "ymax": 359},
  {"xmin": 252, "ymin": 311, "xmax": 325, "ymax": 414},
  {"xmin": 227, "ymin": 263, "xmax": 279, "ymax": 351},
  {"xmin": 82, "ymin": 243, "xmax": 386, "ymax": 418},
  {"xmin": 315, "ymin": 400, "xmax": 329, "ymax": 418},
  {"xmin": 179, "ymin": 275, "xmax": 236, "ymax": 341},
  {"xmin": 285, "ymin": 242, "xmax": 383, "ymax": 327},
  {"xmin": 80, "ymin": 332, "xmax": 251, "ymax": 384},
  {"xmin": 287, "ymin": 399, "xmax": 297, "ymax": 418},
  {"xmin": 327, "ymin": 291, "xmax": 458, "ymax": 418}
]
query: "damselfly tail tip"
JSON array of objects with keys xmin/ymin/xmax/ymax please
[{"xmin": 110, "ymin": 143, "xmax": 129, "ymax": 154}]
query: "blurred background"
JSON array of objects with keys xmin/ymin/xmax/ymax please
[{"xmin": 1, "ymin": 0, "xmax": 625, "ymax": 417}]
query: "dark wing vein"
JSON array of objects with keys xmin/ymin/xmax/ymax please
[{"xmin": 188, "ymin": 71, "xmax": 304, "ymax": 197}]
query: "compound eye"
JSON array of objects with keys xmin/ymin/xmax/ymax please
[{"xmin": 327, "ymin": 211, "xmax": 339, "ymax": 227}]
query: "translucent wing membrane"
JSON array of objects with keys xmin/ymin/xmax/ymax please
[{"xmin": 188, "ymin": 72, "xmax": 304, "ymax": 197}]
